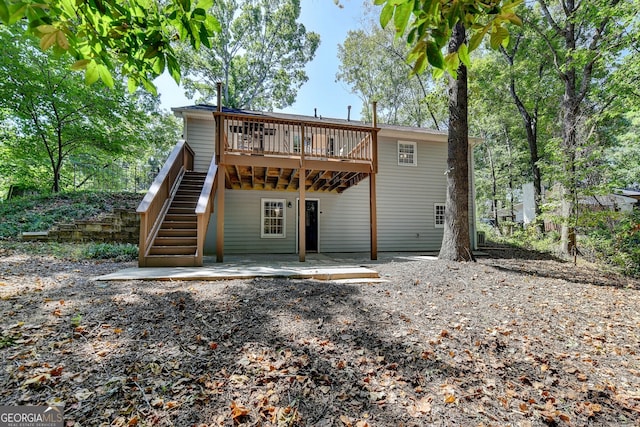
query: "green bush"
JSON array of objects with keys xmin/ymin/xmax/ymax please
[
  {"xmin": 581, "ymin": 210, "xmax": 640, "ymax": 277},
  {"xmin": 82, "ymin": 243, "xmax": 138, "ymax": 262}
]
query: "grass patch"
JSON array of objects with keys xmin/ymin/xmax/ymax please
[{"xmin": 0, "ymin": 241, "xmax": 138, "ymax": 262}]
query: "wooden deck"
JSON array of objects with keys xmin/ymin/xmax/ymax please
[
  {"xmin": 215, "ymin": 112, "xmax": 378, "ymax": 193},
  {"xmin": 213, "ymin": 109, "xmax": 380, "ymax": 263}
]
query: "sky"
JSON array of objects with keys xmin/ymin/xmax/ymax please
[{"xmin": 154, "ymin": 0, "xmax": 374, "ymax": 121}]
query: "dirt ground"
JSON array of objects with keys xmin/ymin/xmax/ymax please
[{"xmin": 1, "ymin": 246, "xmax": 639, "ymax": 426}]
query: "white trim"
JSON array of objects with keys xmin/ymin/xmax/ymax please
[
  {"xmin": 434, "ymin": 203, "xmax": 445, "ymax": 228},
  {"xmin": 260, "ymin": 198, "xmax": 286, "ymax": 238},
  {"xmin": 397, "ymin": 141, "xmax": 417, "ymax": 166},
  {"xmin": 295, "ymin": 198, "xmax": 320, "ymax": 253}
]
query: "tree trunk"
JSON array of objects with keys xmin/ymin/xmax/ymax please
[
  {"xmin": 485, "ymin": 142, "xmax": 500, "ymax": 231},
  {"xmin": 439, "ymin": 22, "xmax": 473, "ymax": 262},
  {"xmin": 560, "ymin": 71, "xmax": 579, "ymax": 257}
]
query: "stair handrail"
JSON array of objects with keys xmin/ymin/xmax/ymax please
[
  {"xmin": 194, "ymin": 160, "xmax": 218, "ymax": 266},
  {"xmin": 137, "ymin": 140, "xmax": 194, "ymax": 266}
]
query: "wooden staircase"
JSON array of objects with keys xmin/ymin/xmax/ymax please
[{"xmin": 144, "ymin": 172, "xmax": 207, "ymax": 267}]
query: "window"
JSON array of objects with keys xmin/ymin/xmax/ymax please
[
  {"xmin": 434, "ymin": 203, "xmax": 445, "ymax": 228},
  {"xmin": 261, "ymin": 199, "xmax": 286, "ymax": 238},
  {"xmin": 398, "ymin": 141, "xmax": 417, "ymax": 166}
]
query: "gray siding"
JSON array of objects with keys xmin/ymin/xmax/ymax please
[
  {"xmin": 202, "ymin": 136, "xmax": 449, "ymax": 255},
  {"xmin": 376, "ymin": 137, "xmax": 447, "ymax": 251},
  {"xmin": 185, "ymin": 118, "xmax": 215, "ymax": 173},
  {"xmin": 205, "ymin": 185, "xmax": 371, "ymax": 254}
]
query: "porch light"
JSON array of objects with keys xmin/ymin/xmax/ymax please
[{"xmin": 287, "ymin": 201, "xmax": 292, "ymax": 208}]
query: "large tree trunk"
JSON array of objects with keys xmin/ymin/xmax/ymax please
[
  {"xmin": 560, "ymin": 63, "xmax": 579, "ymax": 257},
  {"xmin": 439, "ymin": 22, "xmax": 473, "ymax": 262}
]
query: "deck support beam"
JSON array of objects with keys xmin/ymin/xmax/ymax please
[
  {"xmin": 298, "ymin": 168, "xmax": 306, "ymax": 262},
  {"xmin": 370, "ymin": 101, "xmax": 378, "ymax": 260},
  {"xmin": 216, "ymin": 165, "xmax": 225, "ymax": 262},
  {"xmin": 370, "ymin": 172, "xmax": 377, "ymax": 260},
  {"xmin": 216, "ymin": 86, "xmax": 225, "ymax": 263}
]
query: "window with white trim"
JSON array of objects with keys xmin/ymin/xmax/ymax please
[
  {"xmin": 261, "ymin": 199, "xmax": 286, "ymax": 238},
  {"xmin": 398, "ymin": 141, "xmax": 417, "ymax": 166},
  {"xmin": 434, "ymin": 203, "xmax": 446, "ymax": 228}
]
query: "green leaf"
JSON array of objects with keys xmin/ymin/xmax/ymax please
[
  {"xmin": 468, "ymin": 24, "xmax": 489, "ymax": 52},
  {"xmin": 205, "ymin": 15, "xmax": 220, "ymax": 33},
  {"xmin": 0, "ymin": 0, "xmax": 9, "ymax": 24},
  {"xmin": 444, "ymin": 51, "xmax": 459, "ymax": 73},
  {"xmin": 143, "ymin": 45, "xmax": 159, "ymax": 59},
  {"xmin": 191, "ymin": 7, "xmax": 206, "ymax": 21},
  {"xmin": 98, "ymin": 63, "xmax": 114, "ymax": 87},
  {"xmin": 151, "ymin": 53, "xmax": 165, "ymax": 75},
  {"xmin": 490, "ymin": 26, "xmax": 509, "ymax": 50},
  {"xmin": 141, "ymin": 77, "xmax": 157, "ymax": 95},
  {"xmin": 39, "ymin": 31, "xmax": 57, "ymax": 50},
  {"xmin": 37, "ymin": 24, "xmax": 57, "ymax": 34},
  {"xmin": 9, "ymin": 2, "xmax": 27, "ymax": 24},
  {"xmin": 71, "ymin": 59, "xmax": 91, "ymax": 70},
  {"xmin": 458, "ymin": 42, "xmax": 470, "ymax": 68},
  {"xmin": 56, "ymin": 30, "xmax": 69, "ymax": 50},
  {"xmin": 412, "ymin": 52, "xmax": 427, "ymax": 75},
  {"xmin": 127, "ymin": 77, "xmax": 137, "ymax": 93},
  {"xmin": 195, "ymin": 0, "xmax": 213, "ymax": 10},
  {"xmin": 166, "ymin": 54, "xmax": 181, "ymax": 83},
  {"xmin": 432, "ymin": 67, "xmax": 445, "ymax": 79},
  {"xmin": 502, "ymin": 12, "xmax": 522, "ymax": 26},
  {"xmin": 85, "ymin": 60, "xmax": 99, "ymax": 85},
  {"xmin": 426, "ymin": 40, "xmax": 443, "ymax": 69},
  {"xmin": 380, "ymin": 3, "xmax": 394, "ymax": 29},
  {"xmin": 373, "ymin": 0, "xmax": 386, "ymax": 5},
  {"xmin": 393, "ymin": 1, "xmax": 413, "ymax": 34}
]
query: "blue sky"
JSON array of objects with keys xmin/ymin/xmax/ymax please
[{"xmin": 154, "ymin": 0, "xmax": 373, "ymax": 121}]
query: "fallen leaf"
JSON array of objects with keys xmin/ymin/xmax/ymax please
[
  {"xmin": 444, "ymin": 394, "xmax": 456, "ymax": 404},
  {"xmin": 230, "ymin": 401, "xmax": 250, "ymax": 422},
  {"xmin": 24, "ymin": 373, "xmax": 51, "ymax": 386},
  {"xmin": 408, "ymin": 395, "xmax": 432, "ymax": 416},
  {"xmin": 339, "ymin": 415, "xmax": 352, "ymax": 426}
]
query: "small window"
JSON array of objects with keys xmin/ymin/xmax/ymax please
[
  {"xmin": 398, "ymin": 141, "xmax": 417, "ymax": 166},
  {"xmin": 261, "ymin": 199, "xmax": 286, "ymax": 238},
  {"xmin": 434, "ymin": 203, "xmax": 445, "ymax": 228}
]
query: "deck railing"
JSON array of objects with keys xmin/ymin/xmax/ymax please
[
  {"xmin": 137, "ymin": 140, "xmax": 194, "ymax": 266},
  {"xmin": 216, "ymin": 113, "xmax": 375, "ymax": 162},
  {"xmin": 194, "ymin": 160, "xmax": 218, "ymax": 266}
]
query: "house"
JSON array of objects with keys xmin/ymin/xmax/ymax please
[{"xmin": 136, "ymin": 100, "xmax": 477, "ymax": 267}]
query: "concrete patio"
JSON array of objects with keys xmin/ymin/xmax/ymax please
[{"xmin": 94, "ymin": 252, "xmax": 441, "ymax": 282}]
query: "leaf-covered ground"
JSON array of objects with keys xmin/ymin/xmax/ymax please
[{"xmin": 1, "ymin": 247, "xmax": 639, "ymax": 426}]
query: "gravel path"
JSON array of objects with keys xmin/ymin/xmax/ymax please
[{"xmin": 1, "ymin": 247, "xmax": 639, "ymax": 426}]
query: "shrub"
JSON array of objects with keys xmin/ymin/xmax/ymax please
[{"xmin": 581, "ymin": 210, "xmax": 640, "ymax": 278}]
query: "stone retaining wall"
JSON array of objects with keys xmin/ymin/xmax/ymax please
[{"xmin": 21, "ymin": 209, "xmax": 139, "ymax": 244}]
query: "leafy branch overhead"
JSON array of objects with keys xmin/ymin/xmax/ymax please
[
  {"xmin": 0, "ymin": 0, "xmax": 221, "ymax": 93},
  {"xmin": 375, "ymin": 0, "xmax": 523, "ymax": 78}
]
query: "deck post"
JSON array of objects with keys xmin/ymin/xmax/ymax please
[
  {"xmin": 370, "ymin": 101, "xmax": 378, "ymax": 260},
  {"xmin": 216, "ymin": 163, "xmax": 225, "ymax": 262},
  {"xmin": 299, "ymin": 125, "xmax": 306, "ymax": 262},
  {"xmin": 298, "ymin": 168, "xmax": 306, "ymax": 262},
  {"xmin": 215, "ymin": 82, "xmax": 225, "ymax": 262}
]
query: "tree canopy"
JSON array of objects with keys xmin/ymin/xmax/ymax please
[
  {"xmin": 0, "ymin": 24, "xmax": 179, "ymax": 193},
  {"xmin": 337, "ymin": 24, "xmax": 447, "ymax": 129},
  {"xmin": 177, "ymin": 0, "xmax": 319, "ymax": 110},
  {"xmin": 0, "ymin": 0, "xmax": 220, "ymax": 93}
]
